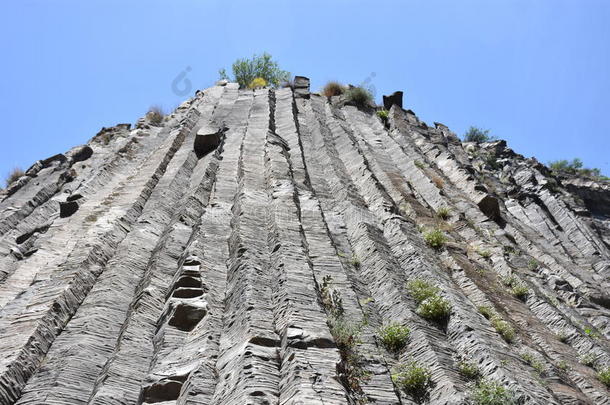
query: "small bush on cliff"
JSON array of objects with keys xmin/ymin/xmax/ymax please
[
  {"xmin": 344, "ymin": 86, "xmax": 373, "ymax": 107},
  {"xmin": 458, "ymin": 359, "xmax": 481, "ymax": 380},
  {"xmin": 219, "ymin": 52, "xmax": 290, "ymax": 88},
  {"xmin": 378, "ymin": 322, "xmax": 410, "ymax": 353},
  {"xmin": 248, "ymin": 77, "xmax": 267, "ymax": 89},
  {"xmin": 406, "ymin": 279, "xmax": 439, "ymax": 304},
  {"xmin": 5, "ymin": 167, "xmax": 25, "ymax": 187},
  {"xmin": 464, "ymin": 126, "xmax": 494, "ymax": 143},
  {"xmin": 597, "ymin": 367, "xmax": 610, "ymax": 387},
  {"xmin": 323, "ymin": 81, "xmax": 345, "ymax": 98},
  {"xmin": 423, "ymin": 229, "xmax": 447, "ymax": 248},
  {"xmin": 471, "ymin": 379, "xmax": 517, "ymax": 405},
  {"xmin": 391, "ymin": 361, "xmax": 433, "ymax": 403},
  {"xmin": 549, "ymin": 158, "xmax": 605, "ymax": 180}
]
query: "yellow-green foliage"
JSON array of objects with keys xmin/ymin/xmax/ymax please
[
  {"xmin": 377, "ymin": 109, "xmax": 389, "ymax": 121},
  {"xmin": 407, "ymin": 279, "xmax": 439, "ymax": 304},
  {"xmin": 391, "ymin": 361, "xmax": 433, "ymax": 403},
  {"xmin": 437, "ymin": 207, "xmax": 451, "ymax": 220},
  {"xmin": 423, "ymin": 229, "xmax": 447, "ymax": 248},
  {"xmin": 378, "ymin": 322, "xmax": 410, "ymax": 353},
  {"xmin": 458, "ymin": 360, "xmax": 481, "ymax": 380},
  {"xmin": 248, "ymin": 77, "xmax": 267, "ymax": 89},
  {"xmin": 417, "ymin": 295, "xmax": 452, "ymax": 322},
  {"xmin": 491, "ymin": 317, "xmax": 516, "ymax": 343},
  {"xmin": 471, "ymin": 379, "xmax": 517, "ymax": 405}
]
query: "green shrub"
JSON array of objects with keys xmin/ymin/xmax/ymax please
[
  {"xmin": 597, "ymin": 367, "xmax": 610, "ymax": 387},
  {"xmin": 344, "ymin": 86, "xmax": 373, "ymax": 107},
  {"xmin": 458, "ymin": 359, "xmax": 481, "ymax": 380},
  {"xmin": 378, "ymin": 322, "xmax": 410, "ymax": 353},
  {"xmin": 423, "ymin": 229, "xmax": 446, "ymax": 248},
  {"xmin": 579, "ymin": 353, "xmax": 596, "ymax": 367},
  {"xmin": 527, "ymin": 259, "xmax": 539, "ymax": 271},
  {"xmin": 557, "ymin": 360, "xmax": 569, "ymax": 371},
  {"xmin": 5, "ymin": 167, "xmax": 25, "ymax": 187},
  {"xmin": 414, "ymin": 160, "xmax": 425, "ymax": 169},
  {"xmin": 417, "ymin": 295, "xmax": 452, "ymax": 322},
  {"xmin": 219, "ymin": 52, "xmax": 290, "ymax": 88},
  {"xmin": 478, "ymin": 306, "xmax": 495, "ymax": 320},
  {"xmin": 477, "ymin": 249, "xmax": 492, "ymax": 259},
  {"xmin": 464, "ymin": 126, "xmax": 494, "ymax": 143},
  {"xmin": 503, "ymin": 276, "xmax": 529, "ymax": 300},
  {"xmin": 406, "ymin": 279, "xmax": 439, "ymax": 304},
  {"xmin": 322, "ymin": 81, "xmax": 345, "ymax": 98},
  {"xmin": 350, "ymin": 255, "xmax": 361, "ymax": 269},
  {"xmin": 391, "ymin": 361, "xmax": 433, "ymax": 403},
  {"xmin": 147, "ymin": 105, "xmax": 165, "ymax": 125},
  {"xmin": 471, "ymin": 379, "xmax": 517, "ymax": 405},
  {"xmin": 491, "ymin": 317, "xmax": 516, "ymax": 343},
  {"xmin": 377, "ymin": 109, "xmax": 389, "ymax": 121},
  {"xmin": 437, "ymin": 207, "xmax": 451, "ymax": 220}
]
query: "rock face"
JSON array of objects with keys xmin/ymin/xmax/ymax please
[{"xmin": 0, "ymin": 81, "xmax": 609, "ymax": 405}]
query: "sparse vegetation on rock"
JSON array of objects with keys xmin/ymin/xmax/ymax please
[
  {"xmin": 344, "ymin": 86, "xmax": 373, "ymax": 108},
  {"xmin": 471, "ymin": 379, "xmax": 517, "ymax": 405},
  {"xmin": 423, "ymin": 229, "xmax": 447, "ymax": 248},
  {"xmin": 464, "ymin": 126, "xmax": 495, "ymax": 143},
  {"xmin": 458, "ymin": 359, "xmax": 481, "ymax": 380},
  {"xmin": 322, "ymin": 81, "xmax": 345, "ymax": 98},
  {"xmin": 219, "ymin": 52, "xmax": 290, "ymax": 88},
  {"xmin": 147, "ymin": 106, "xmax": 165, "ymax": 125},
  {"xmin": 597, "ymin": 367, "xmax": 610, "ymax": 387},
  {"xmin": 378, "ymin": 322, "xmax": 410, "ymax": 353},
  {"xmin": 407, "ymin": 279, "xmax": 451, "ymax": 323},
  {"xmin": 549, "ymin": 158, "xmax": 606, "ymax": 180},
  {"xmin": 391, "ymin": 361, "xmax": 433, "ymax": 403}
]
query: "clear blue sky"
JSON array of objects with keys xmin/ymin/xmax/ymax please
[{"xmin": 1, "ymin": 0, "xmax": 609, "ymax": 179}]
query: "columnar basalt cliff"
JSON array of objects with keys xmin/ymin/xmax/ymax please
[{"xmin": 0, "ymin": 77, "xmax": 609, "ymax": 405}]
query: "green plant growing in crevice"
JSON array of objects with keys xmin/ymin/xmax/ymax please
[
  {"xmin": 520, "ymin": 352, "xmax": 547, "ymax": 377},
  {"xmin": 579, "ymin": 353, "xmax": 596, "ymax": 367},
  {"xmin": 597, "ymin": 367, "xmax": 610, "ymax": 387},
  {"xmin": 414, "ymin": 160, "xmax": 425, "ymax": 169},
  {"xmin": 502, "ymin": 275, "xmax": 529, "ymax": 301},
  {"xmin": 423, "ymin": 229, "xmax": 447, "ymax": 249},
  {"xmin": 458, "ymin": 359, "xmax": 481, "ymax": 380},
  {"xmin": 406, "ymin": 279, "xmax": 451, "ymax": 323},
  {"xmin": 436, "ymin": 206, "xmax": 451, "ymax": 220},
  {"xmin": 350, "ymin": 255, "xmax": 361, "ymax": 269},
  {"xmin": 378, "ymin": 322, "xmax": 410, "ymax": 354},
  {"xmin": 470, "ymin": 379, "xmax": 518, "ymax": 405},
  {"xmin": 391, "ymin": 361, "xmax": 433, "ymax": 404},
  {"xmin": 319, "ymin": 274, "xmax": 369, "ymax": 399},
  {"xmin": 377, "ymin": 109, "xmax": 389, "ymax": 126},
  {"xmin": 557, "ymin": 360, "xmax": 570, "ymax": 372},
  {"xmin": 478, "ymin": 306, "xmax": 516, "ymax": 343},
  {"xmin": 556, "ymin": 330, "xmax": 569, "ymax": 343},
  {"xmin": 477, "ymin": 249, "xmax": 492, "ymax": 259},
  {"xmin": 527, "ymin": 259, "xmax": 539, "ymax": 271}
]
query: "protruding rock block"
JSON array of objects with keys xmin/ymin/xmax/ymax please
[
  {"xmin": 194, "ymin": 124, "xmax": 224, "ymax": 158},
  {"xmin": 69, "ymin": 145, "xmax": 93, "ymax": 163},
  {"xmin": 383, "ymin": 91, "xmax": 403, "ymax": 110},
  {"xmin": 59, "ymin": 200, "xmax": 79, "ymax": 218},
  {"xmin": 141, "ymin": 375, "xmax": 187, "ymax": 403},
  {"xmin": 293, "ymin": 75, "xmax": 310, "ymax": 99},
  {"xmin": 476, "ymin": 194, "xmax": 500, "ymax": 220},
  {"xmin": 167, "ymin": 298, "xmax": 208, "ymax": 331}
]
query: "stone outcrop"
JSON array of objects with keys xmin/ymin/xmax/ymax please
[{"xmin": 0, "ymin": 80, "xmax": 608, "ymax": 405}]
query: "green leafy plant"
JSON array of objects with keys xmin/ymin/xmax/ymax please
[
  {"xmin": 527, "ymin": 259, "xmax": 539, "ymax": 271},
  {"xmin": 5, "ymin": 167, "xmax": 25, "ymax": 187},
  {"xmin": 329, "ymin": 317, "xmax": 363, "ymax": 351},
  {"xmin": 471, "ymin": 379, "xmax": 517, "ymax": 405},
  {"xmin": 423, "ymin": 229, "xmax": 447, "ymax": 248},
  {"xmin": 597, "ymin": 367, "xmax": 610, "ymax": 387},
  {"xmin": 478, "ymin": 306, "xmax": 495, "ymax": 320},
  {"xmin": 502, "ymin": 275, "xmax": 529, "ymax": 300},
  {"xmin": 520, "ymin": 352, "xmax": 546, "ymax": 377},
  {"xmin": 458, "ymin": 359, "xmax": 481, "ymax": 380},
  {"xmin": 414, "ymin": 160, "xmax": 425, "ymax": 169},
  {"xmin": 391, "ymin": 361, "xmax": 433, "ymax": 403},
  {"xmin": 344, "ymin": 86, "xmax": 373, "ymax": 107},
  {"xmin": 477, "ymin": 249, "xmax": 492, "ymax": 259},
  {"xmin": 350, "ymin": 255, "xmax": 361, "ymax": 269},
  {"xmin": 406, "ymin": 279, "xmax": 440, "ymax": 304},
  {"xmin": 378, "ymin": 322, "xmax": 411, "ymax": 353},
  {"xmin": 417, "ymin": 295, "xmax": 452, "ymax": 322},
  {"xmin": 377, "ymin": 109, "xmax": 389, "ymax": 122},
  {"xmin": 464, "ymin": 126, "xmax": 495, "ymax": 143},
  {"xmin": 437, "ymin": 207, "xmax": 451, "ymax": 220},
  {"xmin": 491, "ymin": 316, "xmax": 516, "ymax": 343},
  {"xmin": 579, "ymin": 353, "xmax": 596, "ymax": 367},
  {"xmin": 322, "ymin": 81, "xmax": 345, "ymax": 98},
  {"xmin": 557, "ymin": 360, "xmax": 570, "ymax": 372},
  {"xmin": 219, "ymin": 52, "xmax": 290, "ymax": 88},
  {"xmin": 548, "ymin": 158, "xmax": 604, "ymax": 179}
]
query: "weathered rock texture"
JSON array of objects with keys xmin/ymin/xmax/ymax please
[{"xmin": 0, "ymin": 79, "xmax": 609, "ymax": 405}]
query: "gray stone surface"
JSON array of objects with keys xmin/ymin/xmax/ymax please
[{"xmin": 0, "ymin": 79, "xmax": 609, "ymax": 405}]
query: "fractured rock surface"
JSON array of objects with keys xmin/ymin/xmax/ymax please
[{"xmin": 0, "ymin": 79, "xmax": 609, "ymax": 405}]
